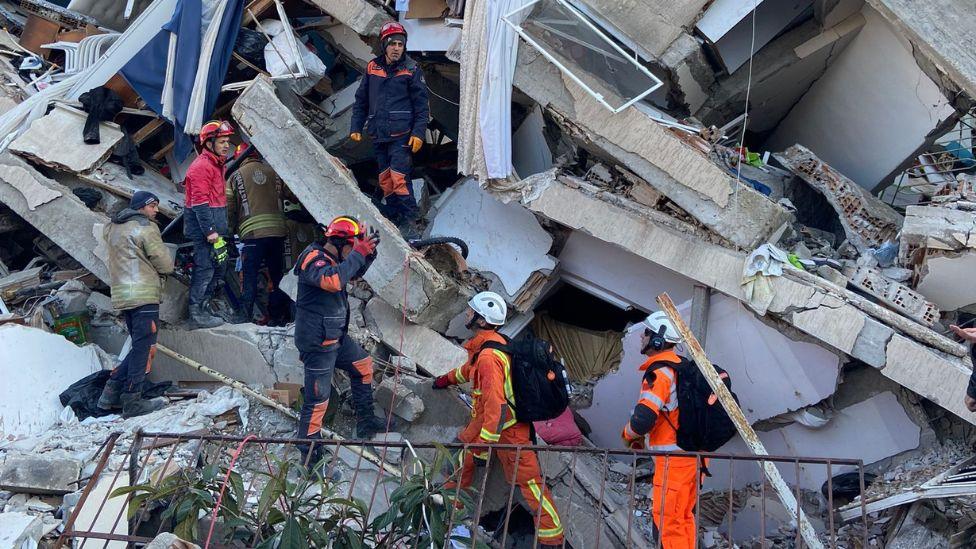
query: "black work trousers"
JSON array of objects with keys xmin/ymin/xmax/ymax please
[
  {"xmin": 297, "ymin": 334, "xmax": 375, "ymax": 440},
  {"xmin": 239, "ymin": 236, "xmax": 289, "ymax": 323},
  {"xmin": 109, "ymin": 304, "xmax": 159, "ymax": 392}
]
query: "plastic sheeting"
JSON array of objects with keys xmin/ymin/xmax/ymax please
[{"xmin": 261, "ymin": 19, "xmax": 326, "ymax": 95}]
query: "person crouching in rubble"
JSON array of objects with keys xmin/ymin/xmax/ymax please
[
  {"xmin": 949, "ymin": 323, "xmax": 976, "ymax": 412},
  {"xmin": 293, "ymin": 216, "xmax": 396, "ymax": 474},
  {"xmin": 432, "ymin": 292, "xmax": 565, "ymax": 547},
  {"xmin": 183, "ymin": 120, "xmax": 235, "ymax": 330},
  {"xmin": 621, "ymin": 312, "xmax": 701, "ymax": 549},
  {"xmin": 97, "ymin": 191, "xmax": 174, "ymax": 418},
  {"xmin": 349, "ymin": 21, "xmax": 429, "ymax": 239}
]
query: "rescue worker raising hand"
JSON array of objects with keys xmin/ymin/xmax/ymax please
[
  {"xmin": 293, "ymin": 216, "xmax": 393, "ymax": 476},
  {"xmin": 622, "ymin": 312, "xmax": 699, "ymax": 549}
]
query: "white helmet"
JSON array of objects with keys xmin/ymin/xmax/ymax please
[
  {"xmin": 468, "ymin": 291, "xmax": 507, "ymax": 326},
  {"xmin": 642, "ymin": 311, "xmax": 681, "ymax": 344}
]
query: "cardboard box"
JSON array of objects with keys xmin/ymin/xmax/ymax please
[{"xmin": 273, "ymin": 382, "xmax": 303, "ymax": 405}]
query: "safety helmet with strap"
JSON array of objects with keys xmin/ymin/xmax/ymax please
[
  {"xmin": 641, "ymin": 311, "xmax": 681, "ymax": 352},
  {"xmin": 323, "ymin": 215, "xmax": 363, "ymax": 240},
  {"xmin": 468, "ymin": 291, "xmax": 507, "ymax": 327},
  {"xmin": 199, "ymin": 120, "xmax": 235, "ymax": 146},
  {"xmin": 380, "ymin": 21, "xmax": 407, "ymax": 49}
]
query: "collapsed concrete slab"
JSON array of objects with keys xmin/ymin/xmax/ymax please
[
  {"xmin": 232, "ymin": 76, "xmax": 468, "ymax": 330},
  {"xmin": 9, "ymin": 104, "xmax": 122, "ymax": 174},
  {"xmin": 152, "ymin": 324, "xmax": 304, "ymax": 387},
  {"xmin": 0, "ymin": 512, "xmax": 43, "ymax": 548},
  {"xmin": 775, "ymin": 144, "xmax": 904, "ymax": 253},
  {"xmin": 900, "ymin": 205, "xmax": 976, "ymax": 310},
  {"xmin": 364, "ymin": 298, "xmax": 466, "ymax": 378},
  {"xmin": 518, "ymin": 170, "xmax": 976, "ymax": 424},
  {"xmin": 304, "ymin": 0, "xmax": 387, "ymax": 36},
  {"xmin": 0, "ymin": 454, "xmax": 81, "ymax": 495},
  {"xmin": 512, "ymin": 48, "xmax": 790, "ymax": 250},
  {"xmin": 573, "ymin": 0, "xmax": 709, "ymax": 58},
  {"xmin": 0, "ymin": 325, "xmax": 102, "ymax": 440},
  {"xmin": 865, "ymin": 0, "xmax": 976, "ymax": 101}
]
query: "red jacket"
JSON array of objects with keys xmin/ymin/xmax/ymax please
[
  {"xmin": 183, "ymin": 149, "xmax": 228, "ymax": 238},
  {"xmin": 184, "ymin": 149, "xmax": 227, "ymax": 209}
]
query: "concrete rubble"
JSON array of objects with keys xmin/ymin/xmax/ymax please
[{"xmin": 0, "ymin": 0, "xmax": 975, "ymax": 546}]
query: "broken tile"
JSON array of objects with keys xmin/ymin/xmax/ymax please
[{"xmin": 10, "ymin": 104, "xmax": 123, "ymax": 173}]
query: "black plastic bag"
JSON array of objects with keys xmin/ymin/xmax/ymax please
[{"xmin": 59, "ymin": 370, "xmax": 173, "ymax": 420}]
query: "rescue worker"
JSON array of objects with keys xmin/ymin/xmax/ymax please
[
  {"xmin": 97, "ymin": 191, "xmax": 174, "ymax": 418},
  {"xmin": 949, "ymin": 323, "xmax": 976, "ymax": 412},
  {"xmin": 432, "ymin": 292, "xmax": 565, "ymax": 547},
  {"xmin": 349, "ymin": 21, "xmax": 429, "ymax": 236},
  {"xmin": 184, "ymin": 120, "xmax": 234, "ymax": 329},
  {"xmin": 294, "ymin": 216, "xmax": 394, "ymax": 469},
  {"xmin": 226, "ymin": 144, "xmax": 290, "ymax": 325},
  {"xmin": 621, "ymin": 312, "xmax": 698, "ymax": 549}
]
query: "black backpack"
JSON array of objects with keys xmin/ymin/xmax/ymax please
[
  {"xmin": 646, "ymin": 357, "xmax": 738, "ymax": 452},
  {"xmin": 478, "ymin": 335, "xmax": 571, "ymax": 423}
]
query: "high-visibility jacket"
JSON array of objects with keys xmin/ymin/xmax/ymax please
[
  {"xmin": 226, "ymin": 158, "xmax": 287, "ymax": 239},
  {"xmin": 445, "ymin": 330, "xmax": 518, "ymax": 457},
  {"xmin": 622, "ymin": 349, "xmax": 682, "ymax": 452},
  {"xmin": 103, "ymin": 208, "xmax": 175, "ymax": 310}
]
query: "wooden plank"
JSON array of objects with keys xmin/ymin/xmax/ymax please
[
  {"xmin": 656, "ymin": 292, "xmax": 826, "ymax": 549},
  {"xmin": 131, "ymin": 117, "xmax": 166, "ymax": 145}
]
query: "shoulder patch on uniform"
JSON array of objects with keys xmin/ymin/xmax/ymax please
[{"xmin": 314, "ymin": 260, "xmax": 327, "ymax": 267}]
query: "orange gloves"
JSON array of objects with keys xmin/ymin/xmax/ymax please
[{"xmin": 408, "ymin": 135, "xmax": 423, "ymax": 153}]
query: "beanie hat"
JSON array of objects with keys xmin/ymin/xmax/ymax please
[
  {"xmin": 130, "ymin": 190, "xmax": 159, "ymax": 210},
  {"xmin": 382, "ymin": 32, "xmax": 406, "ymax": 51}
]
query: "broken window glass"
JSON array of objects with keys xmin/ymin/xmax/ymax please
[{"xmin": 504, "ymin": 0, "xmax": 662, "ymax": 113}]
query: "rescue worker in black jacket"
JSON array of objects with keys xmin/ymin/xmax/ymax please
[
  {"xmin": 294, "ymin": 216, "xmax": 394, "ymax": 471},
  {"xmin": 349, "ymin": 21, "xmax": 429, "ymax": 236}
]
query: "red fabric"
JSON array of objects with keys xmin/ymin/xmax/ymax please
[
  {"xmin": 533, "ymin": 407, "xmax": 582, "ymax": 447},
  {"xmin": 184, "ymin": 150, "xmax": 227, "ymax": 208}
]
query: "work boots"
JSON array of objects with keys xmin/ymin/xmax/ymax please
[
  {"xmin": 96, "ymin": 378, "xmax": 123, "ymax": 410},
  {"xmin": 355, "ymin": 413, "xmax": 399, "ymax": 440},
  {"xmin": 298, "ymin": 443, "xmax": 341, "ymax": 481},
  {"xmin": 120, "ymin": 391, "xmax": 165, "ymax": 418},
  {"xmin": 188, "ymin": 303, "xmax": 222, "ymax": 329}
]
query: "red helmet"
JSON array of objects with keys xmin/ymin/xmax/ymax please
[
  {"xmin": 233, "ymin": 142, "xmax": 249, "ymax": 160},
  {"xmin": 380, "ymin": 21, "xmax": 407, "ymax": 43},
  {"xmin": 324, "ymin": 216, "xmax": 363, "ymax": 239},
  {"xmin": 199, "ymin": 120, "xmax": 235, "ymax": 144}
]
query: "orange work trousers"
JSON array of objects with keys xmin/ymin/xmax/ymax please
[
  {"xmin": 652, "ymin": 455, "xmax": 700, "ymax": 549},
  {"xmin": 451, "ymin": 423, "xmax": 565, "ymax": 546}
]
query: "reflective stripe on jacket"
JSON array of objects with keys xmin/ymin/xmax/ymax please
[
  {"xmin": 226, "ymin": 158, "xmax": 287, "ymax": 239},
  {"xmin": 624, "ymin": 350, "xmax": 682, "ymax": 452},
  {"xmin": 104, "ymin": 209, "xmax": 175, "ymax": 311},
  {"xmin": 350, "ymin": 55, "xmax": 429, "ymax": 142},
  {"xmin": 446, "ymin": 330, "xmax": 518, "ymax": 454}
]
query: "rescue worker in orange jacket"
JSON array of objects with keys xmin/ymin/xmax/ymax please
[
  {"xmin": 621, "ymin": 312, "xmax": 699, "ymax": 549},
  {"xmin": 432, "ymin": 292, "xmax": 564, "ymax": 547}
]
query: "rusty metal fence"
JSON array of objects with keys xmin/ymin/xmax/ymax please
[{"xmin": 55, "ymin": 431, "xmax": 870, "ymax": 548}]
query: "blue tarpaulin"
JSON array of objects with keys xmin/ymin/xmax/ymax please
[{"xmin": 120, "ymin": 0, "xmax": 244, "ymax": 163}]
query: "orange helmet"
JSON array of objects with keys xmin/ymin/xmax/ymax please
[
  {"xmin": 324, "ymin": 216, "xmax": 363, "ymax": 239},
  {"xmin": 199, "ymin": 120, "xmax": 235, "ymax": 144}
]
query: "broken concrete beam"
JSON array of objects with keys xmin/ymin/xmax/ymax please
[
  {"xmin": 519, "ymin": 171, "xmax": 976, "ymax": 425},
  {"xmin": 153, "ymin": 324, "xmax": 304, "ymax": 387},
  {"xmin": 232, "ymin": 76, "xmax": 467, "ymax": 330},
  {"xmin": 9, "ymin": 104, "xmax": 123, "ymax": 174},
  {"xmin": 375, "ymin": 376, "xmax": 425, "ymax": 422},
  {"xmin": 304, "ymin": 0, "xmax": 387, "ymax": 36},
  {"xmin": 882, "ymin": 334, "xmax": 975, "ymax": 422},
  {"xmin": 573, "ymin": 0, "xmax": 708, "ymax": 58},
  {"xmin": 901, "ymin": 206, "xmax": 976, "ymax": 257},
  {"xmin": 775, "ymin": 145, "xmax": 904, "ymax": 253},
  {"xmin": 512, "ymin": 47, "xmax": 790, "ymax": 250},
  {"xmin": 0, "ymin": 454, "xmax": 82, "ymax": 495},
  {"xmin": 0, "ymin": 153, "xmax": 109, "ymax": 281},
  {"xmin": 364, "ymin": 298, "xmax": 467, "ymax": 377}
]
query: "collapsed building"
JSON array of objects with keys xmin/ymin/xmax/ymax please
[{"xmin": 1, "ymin": 0, "xmax": 976, "ymax": 546}]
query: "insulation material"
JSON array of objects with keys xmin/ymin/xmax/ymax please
[
  {"xmin": 706, "ymin": 391, "xmax": 921, "ymax": 491},
  {"xmin": 428, "ymin": 178, "xmax": 556, "ymax": 296},
  {"xmin": 261, "ymin": 19, "xmax": 326, "ymax": 95},
  {"xmin": 0, "ymin": 325, "xmax": 102, "ymax": 440},
  {"xmin": 530, "ymin": 313, "xmax": 623, "ymax": 381}
]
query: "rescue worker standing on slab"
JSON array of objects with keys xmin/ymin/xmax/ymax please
[
  {"xmin": 432, "ymin": 292, "xmax": 565, "ymax": 547},
  {"xmin": 621, "ymin": 312, "xmax": 699, "ymax": 549},
  {"xmin": 226, "ymin": 144, "xmax": 290, "ymax": 325},
  {"xmin": 294, "ymin": 216, "xmax": 395, "ymax": 470},
  {"xmin": 350, "ymin": 21, "xmax": 429, "ymax": 237},
  {"xmin": 98, "ymin": 191, "xmax": 174, "ymax": 418},
  {"xmin": 184, "ymin": 120, "xmax": 235, "ymax": 330}
]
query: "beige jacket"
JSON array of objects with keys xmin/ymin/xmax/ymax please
[{"xmin": 104, "ymin": 209, "xmax": 175, "ymax": 310}]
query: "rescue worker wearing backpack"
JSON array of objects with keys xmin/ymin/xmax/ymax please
[
  {"xmin": 432, "ymin": 292, "xmax": 564, "ymax": 546},
  {"xmin": 621, "ymin": 312, "xmax": 700, "ymax": 549}
]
